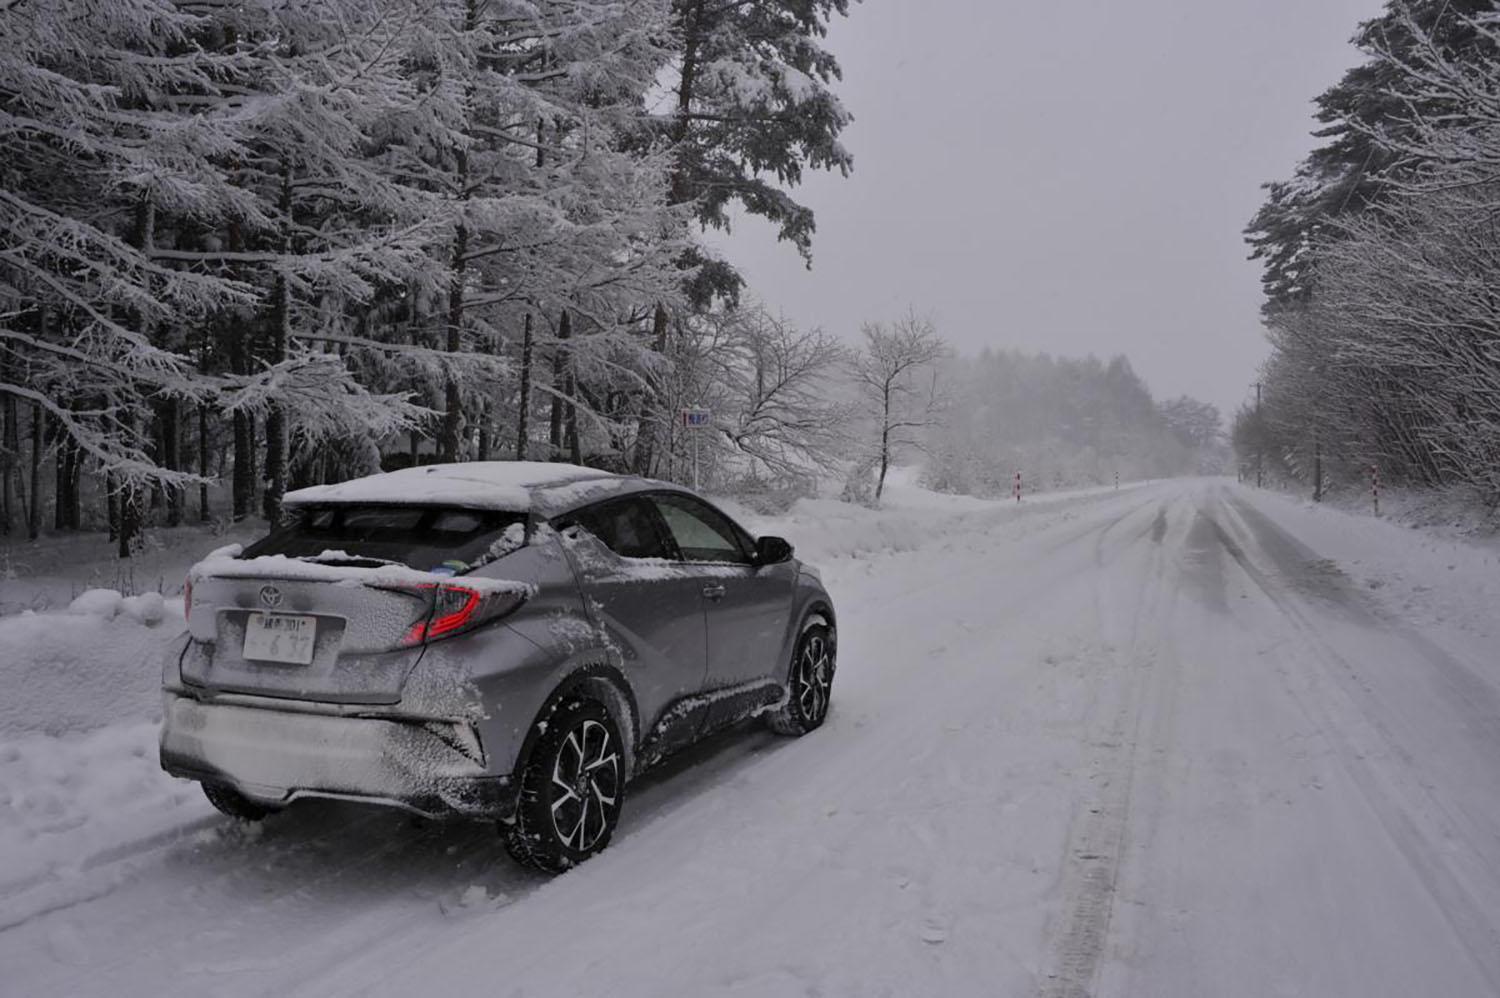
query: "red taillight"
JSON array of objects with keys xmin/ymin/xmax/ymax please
[{"xmin": 400, "ymin": 584, "xmax": 524, "ymax": 646}]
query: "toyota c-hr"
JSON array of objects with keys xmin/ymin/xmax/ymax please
[{"xmin": 160, "ymin": 462, "xmax": 836, "ymax": 872}]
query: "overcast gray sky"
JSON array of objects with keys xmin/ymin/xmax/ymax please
[{"xmin": 710, "ymin": 0, "xmax": 1388, "ymax": 420}]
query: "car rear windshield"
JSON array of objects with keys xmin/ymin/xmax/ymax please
[{"xmin": 242, "ymin": 505, "xmax": 528, "ymax": 574}]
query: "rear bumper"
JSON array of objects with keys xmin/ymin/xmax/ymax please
[{"xmin": 159, "ymin": 695, "xmax": 515, "ymax": 820}]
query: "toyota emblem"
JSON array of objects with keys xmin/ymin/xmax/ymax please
[{"xmin": 259, "ymin": 585, "xmax": 283, "ymax": 609}]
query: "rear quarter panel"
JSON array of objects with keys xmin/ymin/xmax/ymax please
[{"xmin": 424, "ymin": 529, "xmax": 624, "ymax": 780}]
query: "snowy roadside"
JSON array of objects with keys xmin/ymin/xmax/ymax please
[
  {"xmin": 1232, "ymin": 485, "xmax": 1500, "ymax": 661},
  {"xmin": 0, "ymin": 521, "xmax": 262, "ymax": 617},
  {"xmin": 1287, "ymin": 478, "xmax": 1500, "ymax": 541},
  {"xmin": 0, "ymin": 590, "xmax": 193, "ymax": 907}
]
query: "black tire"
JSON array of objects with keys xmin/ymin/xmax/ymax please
[
  {"xmin": 504, "ymin": 698, "xmax": 625, "ymax": 874},
  {"xmin": 767, "ymin": 622, "xmax": 835, "ymax": 736},
  {"xmin": 202, "ymin": 782, "xmax": 273, "ymax": 821}
]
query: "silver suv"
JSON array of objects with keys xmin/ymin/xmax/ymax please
[{"xmin": 160, "ymin": 462, "xmax": 836, "ymax": 872}]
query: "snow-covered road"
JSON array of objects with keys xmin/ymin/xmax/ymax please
[{"xmin": 4, "ymin": 479, "xmax": 1499, "ymax": 997}]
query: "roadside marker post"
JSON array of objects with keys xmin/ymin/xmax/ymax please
[
  {"xmin": 680, "ymin": 407, "xmax": 712, "ymax": 490},
  {"xmin": 1014, "ymin": 471, "xmax": 1022, "ymax": 503},
  {"xmin": 1371, "ymin": 464, "xmax": 1381, "ymax": 517}
]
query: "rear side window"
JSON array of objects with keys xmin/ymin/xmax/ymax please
[
  {"xmin": 566, "ymin": 498, "xmax": 674, "ymax": 559},
  {"xmin": 244, "ymin": 505, "xmax": 528, "ymax": 573}
]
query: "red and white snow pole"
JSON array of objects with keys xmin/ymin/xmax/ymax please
[
  {"xmin": 1114, "ymin": 470, "xmax": 1119, "ymax": 491},
  {"xmin": 1371, "ymin": 464, "xmax": 1381, "ymax": 517},
  {"xmin": 1014, "ymin": 470, "xmax": 1022, "ymax": 503}
]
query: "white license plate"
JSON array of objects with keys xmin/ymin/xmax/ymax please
[{"xmin": 243, "ymin": 613, "xmax": 318, "ymax": 665}]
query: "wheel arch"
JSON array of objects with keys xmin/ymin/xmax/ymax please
[
  {"xmin": 514, "ymin": 663, "xmax": 641, "ymax": 783},
  {"xmin": 799, "ymin": 599, "xmax": 837, "ymax": 655},
  {"xmin": 802, "ymin": 600, "xmax": 836, "ymax": 637},
  {"xmin": 780, "ymin": 600, "xmax": 836, "ymax": 688}
]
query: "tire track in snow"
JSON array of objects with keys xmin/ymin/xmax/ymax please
[
  {"xmin": 0, "ymin": 814, "xmax": 221, "ymax": 932},
  {"xmin": 1038, "ymin": 491, "xmax": 1193, "ymax": 998}
]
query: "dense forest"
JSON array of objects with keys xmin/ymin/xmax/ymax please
[
  {"xmin": 0, "ymin": 0, "xmax": 856, "ymax": 551},
  {"xmin": 1242, "ymin": 0, "xmax": 1500, "ymax": 505}
]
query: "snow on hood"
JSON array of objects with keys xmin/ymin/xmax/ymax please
[{"xmin": 283, "ymin": 461, "xmax": 617, "ymax": 512}]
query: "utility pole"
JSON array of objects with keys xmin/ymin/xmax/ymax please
[
  {"xmin": 1313, "ymin": 431, "xmax": 1323, "ymax": 502},
  {"xmin": 1254, "ymin": 381, "xmax": 1263, "ymax": 488}
]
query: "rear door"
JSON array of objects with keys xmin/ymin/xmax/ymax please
[
  {"xmin": 647, "ymin": 493, "xmax": 795, "ymax": 690},
  {"xmin": 558, "ymin": 496, "xmax": 709, "ymax": 727}
]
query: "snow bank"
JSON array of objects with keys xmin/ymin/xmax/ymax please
[
  {"xmin": 1287, "ymin": 479, "xmax": 1500, "ymax": 541},
  {"xmin": 1233, "ymin": 485, "xmax": 1500, "ymax": 653},
  {"xmin": 0, "ymin": 522, "xmax": 262, "ymax": 618},
  {"xmin": 0, "ymin": 720, "xmax": 212, "ymax": 912},
  {"xmin": 66, "ymin": 589, "xmax": 166, "ymax": 625},
  {"xmin": 0, "ymin": 593, "xmax": 183, "ymax": 738}
]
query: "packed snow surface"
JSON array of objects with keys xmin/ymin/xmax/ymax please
[
  {"xmin": 3, "ymin": 476, "xmax": 1500, "ymax": 996},
  {"xmin": 283, "ymin": 461, "xmax": 616, "ymax": 511}
]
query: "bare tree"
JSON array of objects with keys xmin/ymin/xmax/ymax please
[
  {"xmin": 850, "ymin": 312, "xmax": 948, "ymax": 502},
  {"xmin": 715, "ymin": 310, "xmax": 850, "ymax": 481},
  {"xmin": 643, "ymin": 306, "xmax": 849, "ymax": 493}
]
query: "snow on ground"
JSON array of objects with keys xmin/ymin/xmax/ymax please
[
  {"xmin": 0, "ymin": 519, "xmax": 261, "ymax": 616},
  {"xmin": 0, "ymin": 590, "xmax": 178, "ymax": 735},
  {"xmin": 1, "ymin": 475, "xmax": 1499, "ymax": 997},
  {"xmin": 1293, "ymin": 477, "xmax": 1500, "ymax": 541},
  {"xmin": 1229, "ymin": 485, "xmax": 1500, "ymax": 645}
]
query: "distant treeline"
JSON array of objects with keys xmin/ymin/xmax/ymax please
[
  {"xmin": 1243, "ymin": 0, "xmax": 1500, "ymax": 504},
  {"xmin": 924, "ymin": 350, "xmax": 1225, "ymax": 496}
]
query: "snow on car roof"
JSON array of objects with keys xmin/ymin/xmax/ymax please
[{"xmin": 283, "ymin": 462, "xmax": 619, "ymax": 512}]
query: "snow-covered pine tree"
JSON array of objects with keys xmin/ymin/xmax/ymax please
[
  {"xmin": 1, "ymin": 0, "xmax": 259, "ymax": 546},
  {"xmin": 420, "ymin": 0, "xmax": 690, "ymax": 465},
  {"xmin": 660, "ymin": 0, "xmax": 855, "ymax": 283},
  {"xmin": 1245, "ymin": 0, "xmax": 1495, "ymax": 313},
  {"xmin": 630, "ymin": 0, "xmax": 857, "ymax": 476},
  {"xmin": 157, "ymin": 0, "xmax": 459, "ymax": 521},
  {"xmin": 3, "ymin": 0, "xmax": 851, "ymax": 545}
]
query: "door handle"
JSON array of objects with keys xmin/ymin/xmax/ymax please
[{"xmin": 701, "ymin": 583, "xmax": 726, "ymax": 601}]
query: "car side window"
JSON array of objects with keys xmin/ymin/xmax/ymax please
[
  {"xmin": 651, "ymin": 494, "xmax": 753, "ymax": 565},
  {"xmin": 568, "ymin": 498, "xmax": 674, "ymax": 560}
]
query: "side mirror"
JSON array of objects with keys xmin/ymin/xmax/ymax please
[{"xmin": 755, "ymin": 535, "xmax": 794, "ymax": 565}]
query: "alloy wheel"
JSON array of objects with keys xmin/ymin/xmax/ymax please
[
  {"xmin": 794, "ymin": 633, "xmax": 833, "ymax": 723},
  {"xmin": 549, "ymin": 718, "xmax": 621, "ymax": 852}
]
